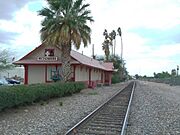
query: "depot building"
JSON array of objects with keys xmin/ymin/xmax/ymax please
[{"xmin": 14, "ymin": 44, "xmax": 114, "ymax": 88}]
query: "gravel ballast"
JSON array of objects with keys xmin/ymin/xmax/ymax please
[
  {"xmin": 0, "ymin": 82, "xmax": 127, "ymax": 135},
  {"xmin": 127, "ymin": 81, "xmax": 180, "ymax": 135}
]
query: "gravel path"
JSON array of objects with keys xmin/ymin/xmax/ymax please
[
  {"xmin": 127, "ymin": 81, "xmax": 180, "ymax": 135},
  {"xmin": 0, "ymin": 82, "xmax": 128, "ymax": 135}
]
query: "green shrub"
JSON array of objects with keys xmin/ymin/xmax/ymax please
[
  {"xmin": 112, "ymin": 74, "xmax": 121, "ymax": 84},
  {"xmin": 0, "ymin": 82, "xmax": 85, "ymax": 111}
]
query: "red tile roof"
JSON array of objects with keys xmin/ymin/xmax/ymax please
[
  {"xmin": 102, "ymin": 62, "xmax": 114, "ymax": 71},
  {"xmin": 14, "ymin": 44, "xmax": 114, "ymax": 71},
  {"xmin": 71, "ymin": 51, "xmax": 113, "ymax": 71}
]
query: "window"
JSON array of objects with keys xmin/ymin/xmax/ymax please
[
  {"xmin": 46, "ymin": 65, "xmax": 61, "ymax": 82},
  {"xmin": 47, "ymin": 65, "xmax": 56, "ymax": 81},
  {"xmin": 45, "ymin": 49, "xmax": 54, "ymax": 56}
]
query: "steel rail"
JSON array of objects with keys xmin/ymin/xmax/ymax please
[
  {"xmin": 65, "ymin": 81, "xmax": 135, "ymax": 135},
  {"xmin": 120, "ymin": 81, "xmax": 136, "ymax": 135},
  {"xmin": 65, "ymin": 84, "xmax": 127, "ymax": 135}
]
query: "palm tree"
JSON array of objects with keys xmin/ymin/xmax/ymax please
[
  {"xmin": 109, "ymin": 30, "xmax": 116, "ymax": 56},
  {"xmin": 117, "ymin": 27, "xmax": 122, "ymax": 61},
  {"xmin": 102, "ymin": 29, "xmax": 113, "ymax": 61},
  {"xmin": 38, "ymin": 0, "xmax": 94, "ymax": 82},
  {"xmin": 102, "ymin": 39, "xmax": 112, "ymax": 61},
  {"xmin": 117, "ymin": 27, "xmax": 124, "ymax": 80}
]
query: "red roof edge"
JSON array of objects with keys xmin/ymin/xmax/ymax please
[
  {"xmin": 14, "ymin": 44, "xmax": 79, "ymax": 64},
  {"xmin": 14, "ymin": 44, "xmax": 114, "ymax": 71}
]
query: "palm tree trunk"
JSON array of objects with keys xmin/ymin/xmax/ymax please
[
  {"xmin": 61, "ymin": 44, "xmax": 72, "ymax": 82},
  {"xmin": 120, "ymin": 35, "xmax": 123, "ymax": 61},
  {"xmin": 114, "ymin": 38, "xmax": 116, "ymax": 57},
  {"xmin": 120, "ymin": 35, "xmax": 124, "ymax": 81}
]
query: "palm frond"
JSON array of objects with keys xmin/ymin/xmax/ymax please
[
  {"xmin": 39, "ymin": 0, "xmax": 93, "ymax": 49},
  {"xmin": 79, "ymin": 4, "xmax": 90, "ymax": 12},
  {"xmin": 72, "ymin": 0, "xmax": 83, "ymax": 10},
  {"xmin": 47, "ymin": 0, "xmax": 61, "ymax": 12},
  {"xmin": 38, "ymin": 7, "xmax": 54, "ymax": 18}
]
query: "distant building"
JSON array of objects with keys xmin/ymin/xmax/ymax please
[{"xmin": 14, "ymin": 44, "xmax": 114, "ymax": 88}]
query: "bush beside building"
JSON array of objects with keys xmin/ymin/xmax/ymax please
[{"xmin": 0, "ymin": 82, "xmax": 85, "ymax": 111}]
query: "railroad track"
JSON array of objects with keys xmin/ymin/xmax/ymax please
[{"xmin": 65, "ymin": 81, "xmax": 136, "ymax": 135}]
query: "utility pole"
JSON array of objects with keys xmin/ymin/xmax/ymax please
[
  {"xmin": 92, "ymin": 44, "xmax": 95, "ymax": 59},
  {"xmin": 177, "ymin": 65, "xmax": 179, "ymax": 76}
]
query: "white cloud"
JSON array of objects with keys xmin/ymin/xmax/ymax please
[
  {"xmin": 0, "ymin": 4, "xmax": 42, "ymax": 57},
  {"xmin": 87, "ymin": 0, "xmax": 180, "ymax": 30},
  {"xmin": 127, "ymin": 58, "xmax": 175, "ymax": 76},
  {"xmin": 13, "ymin": 6, "xmax": 42, "ymax": 44},
  {"xmin": 126, "ymin": 43, "xmax": 180, "ymax": 76},
  {"xmin": 151, "ymin": 44, "xmax": 180, "ymax": 58},
  {"xmin": 81, "ymin": 0, "xmax": 180, "ymax": 76},
  {"xmin": 1, "ymin": 0, "xmax": 180, "ymax": 76}
]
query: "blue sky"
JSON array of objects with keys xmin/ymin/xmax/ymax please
[{"xmin": 0, "ymin": 0, "xmax": 180, "ymax": 76}]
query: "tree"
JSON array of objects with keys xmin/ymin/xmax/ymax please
[
  {"xmin": 102, "ymin": 29, "xmax": 113, "ymax": 61},
  {"xmin": 102, "ymin": 39, "xmax": 112, "ymax": 61},
  {"xmin": 171, "ymin": 69, "xmax": 176, "ymax": 76},
  {"xmin": 0, "ymin": 49, "xmax": 14, "ymax": 72},
  {"xmin": 135, "ymin": 74, "xmax": 139, "ymax": 79},
  {"xmin": 96, "ymin": 55, "xmax": 128, "ymax": 82},
  {"xmin": 96, "ymin": 55, "xmax": 104, "ymax": 61},
  {"xmin": 109, "ymin": 30, "xmax": 116, "ymax": 56},
  {"xmin": 153, "ymin": 71, "xmax": 171, "ymax": 78},
  {"xmin": 38, "ymin": 0, "xmax": 94, "ymax": 82},
  {"xmin": 117, "ymin": 27, "xmax": 123, "ymax": 61},
  {"xmin": 153, "ymin": 72, "xmax": 156, "ymax": 78},
  {"xmin": 103, "ymin": 55, "xmax": 128, "ymax": 82}
]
